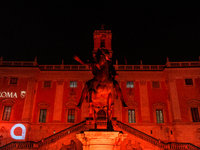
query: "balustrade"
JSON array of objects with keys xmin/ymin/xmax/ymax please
[
  {"xmin": 167, "ymin": 61, "xmax": 200, "ymax": 67},
  {"xmin": 1, "ymin": 60, "xmax": 200, "ymax": 71},
  {"xmin": 0, "ymin": 121, "xmax": 86, "ymax": 150},
  {"xmin": 37, "ymin": 121, "xmax": 86, "ymax": 148},
  {"xmin": 117, "ymin": 121, "xmax": 200, "ymax": 150},
  {"xmin": 0, "ymin": 61, "xmax": 37, "ymax": 67}
]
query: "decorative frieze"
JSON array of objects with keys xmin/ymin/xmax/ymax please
[
  {"xmin": 127, "ymin": 89, "xmax": 135, "ymax": 101},
  {"xmin": 0, "ymin": 69, "xmax": 39, "ymax": 74},
  {"xmin": 0, "ymin": 126, "xmax": 8, "ymax": 133},
  {"xmin": 68, "ymin": 89, "xmax": 76, "ymax": 101},
  {"xmin": 164, "ymin": 68, "xmax": 200, "ymax": 77},
  {"xmin": 37, "ymin": 101, "xmax": 50, "ymax": 109}
]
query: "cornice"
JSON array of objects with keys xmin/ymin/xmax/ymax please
[
  {"xmin": 1, "ymin": 67, "xmax": 200, "ymax": 80},
  {"xmin": 37, "ymin": 101, "xmax": 50, "ymax": 107},
  {"xmin": 118, "ymin": 71, "xmax": 165, "ymax": 80},
  {"xmin": 164, "ymin": 68, "xmax": 200, "ymax": 73}
]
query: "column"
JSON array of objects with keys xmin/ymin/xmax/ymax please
[
  {"xmin": 53, "ymin": 79, "xmax": 64, "ymax": 122},
  {"xmin": 22, "ymin": 77, "xmax": 37, "ymax": 121},
  {"xmin": 167, "ymin": 77, "xmax": 181, "ymax": 122},
  {"xmin": 139, "ymin": 80, "xmax": 150, "ymax": 122}
]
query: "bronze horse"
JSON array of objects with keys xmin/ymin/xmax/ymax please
[{"xmin": 75, "ymin": 48, "xmax": 127, "ymax": 130}]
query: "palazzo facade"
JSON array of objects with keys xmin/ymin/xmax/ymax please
[{"xmin": 0, "ymin": 29, "xmax": 200, "ymax": 150}]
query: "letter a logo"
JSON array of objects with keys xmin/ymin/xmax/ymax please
[{"xmin": 10, "ymin": 124, "xmax": 26, "ymax": 140}]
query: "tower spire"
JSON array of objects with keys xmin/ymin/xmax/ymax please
[{"xmin": 93, "ymin": 28, "xmax": 113, "ymax": 59}]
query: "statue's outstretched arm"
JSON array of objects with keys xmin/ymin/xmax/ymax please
[
  {"xmin": 74, "ymin": 55, "xmax": 94, "ymax": 71},
  {"xmin": 73, "ymin": 55, "xmax": 85, "ymax": 65}
]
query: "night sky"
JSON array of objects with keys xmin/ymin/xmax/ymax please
[{"xmin": 0, "ymin": 1, "xmax": 200, "ymax": 65}]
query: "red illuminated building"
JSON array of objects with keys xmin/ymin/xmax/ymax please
[{"xmin": 0, "ymin": 28, "xmax": 200, "ymax": 150}]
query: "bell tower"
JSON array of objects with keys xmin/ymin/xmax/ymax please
[{"xmin": 93, "ymin": 25, "xmax": 113, "ymax": 58}]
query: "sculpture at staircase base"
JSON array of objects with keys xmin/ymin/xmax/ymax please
[{"xmin": 76, "ymin": 131, "xmax": 127, "ymax": 150}]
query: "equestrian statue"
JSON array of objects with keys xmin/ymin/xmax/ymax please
[{"xmin": 74, "ymin": 48, "xmax": 127, "ymax": 130}]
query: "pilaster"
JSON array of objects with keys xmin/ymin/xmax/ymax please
[
  {"xmin": 166, "ymin": 77, "xmax": 182, "ymax": 122},
  {"xmin": 22, "ymin": 77, "xmax": 37, "ymax": 122},
  {"xmin": 139, "ymin": 80, "xmax": 150, "ymax": 122},
  {"xmin": 53, "ymin": 79, "xmax": 64, "ymax": 122}
]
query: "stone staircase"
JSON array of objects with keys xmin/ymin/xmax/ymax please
[
  {"xmin": 0, "ymin": 121, "xmax": 86, "ymax": 150},
  {"xmin": 1, "ymin": 120, "xmax": 200, "ymax": 150},
  {"xmin": 116, "ymin": 120, "xmax": 200, "ymax": 150}
]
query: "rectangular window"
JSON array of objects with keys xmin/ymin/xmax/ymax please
[
  {"xmin": 10, "ymin": 78, "xmax": 18, "ymax": 84},
  {"xmin": 185, "ymin": 79, "xmax": 193, "ymax": 85},
  {"xmin": 68, "ymin": 109, "xmax": 75, "ymax": 123},
  {"xmin": 128, "ymin": 109, "xmax": 135, "ymax": 123},
  {"xmin": 2, "ymin": 106, "xmax": 12, "ymax": 121},
  {"xmin": 156, "ymin": 110, "xmax": 164, "ymax": 123},
  {"xmin": 191, "ymin": 108, "xmax": 200, "ymax": 122},
  {"xmin": 152, "ymin": 81, "xmax": 160, "ymax": 88},
  {"xmin": 39, "ymin": 109, "xmax": 47, "ymax": 123},
  {"xmin": 127, "ymin": 81, "xmax": 134, "ymax": 88},
  {"xmin": 44, "ymin": 81, "xmax": 51, "ymax": 88},
  {"xmin": 70, "ymin": 81, "xmax": 77, "ymax": 88}
]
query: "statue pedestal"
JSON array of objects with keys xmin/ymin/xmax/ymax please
[{"xmin": 76, "ymin": 130, "xmax": 127, "ymax": 150}]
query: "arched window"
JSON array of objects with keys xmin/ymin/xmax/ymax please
[
  {"xmin": 187, "ymin": 99, "xmax": 200, "ymax": 122},
  {"xmin": 100, "ymin": 39, "xmax": 105, "ymax": 47},
  {"xmin": 152, "ymin": 102, "xmax": 166, "ymax": 123},
  {"xmin": 2, "ymin": 106, "xmax": 12, "ymax": 121},
  {"xmin": 37, "ymin": 101, "xmax": 50, "ymax": 123},
  {"xmin": 66, "ymin": 101, "xmax": 78, "ymax": 123},
  {"xmin": 0, "ymin": 99, "xmax": 15, "ymax": 121},
  {"xmin": 128, "ymin": 109, "xmax": 135, "ymax": 123},
  {"xmin": 125, "ymin": 101, "xmax": 138, "ymax": 123}
]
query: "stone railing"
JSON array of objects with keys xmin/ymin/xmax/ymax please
[
  {"xmin": 117, "ymin": 121, "xmax": 200, "ymax": 150},
  {"xmin": 115, "ymin": 65, "xmax": 165, "ymax": 71},
  {"xmin": 0, "ymin": 121, "xmax": 86, "ymax": 150},
  {"xmin": 0, "ymin": 142, "xmax": 16, "ymax": 150},
  {"xmin": 166, "ymin": 61, "xmax": 200, "ymax": 68},
  {"xmin": 0, "ymin": 61, "xmax": 38, "ymax": 67},
  {"xmin": 1, "ymin": 60, "xmax": 200, "ymax": 71},
  {"xmin": 0, "ymin": 141, "xmax": 35, "ymax": 150},
  {"xmin": 38, "ymin": 64, "xmax": 166, "ymax": 71},
  {"xmin": 37, "ymin": 120, "xmax": 86, "ymax": 149},
  {"xmin": 166, "ymin": 143, "xmax": 200, "ymax": 150},
  {"xmin": 38, "ymin": 65, "xmax": 90, "ymax": 70}
]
